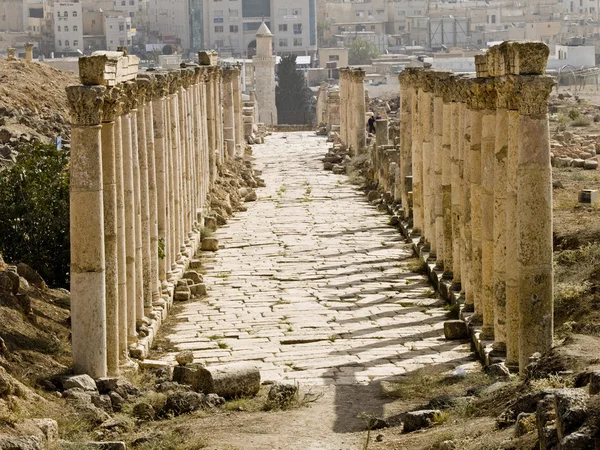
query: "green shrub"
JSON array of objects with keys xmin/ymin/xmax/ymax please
[
  {"xmin": 0, "ymin": 142, "xmax": 70, "ymax": 287},
  {"xmin": 568, "ymin": 108, "xmax": 580, "ymax": 120},
  {"xmin": 570, "ymin": 117, "xmax": 591, "ymax": 127}
]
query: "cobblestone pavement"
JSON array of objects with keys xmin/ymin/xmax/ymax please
[{"xmin": 161, "ymin": 132, "xmax": 472, "ymax": 386}]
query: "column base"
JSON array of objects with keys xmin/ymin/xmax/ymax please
[{"xmin": 480, "ymin": 326, "xmax": 495, "ymax": 341}]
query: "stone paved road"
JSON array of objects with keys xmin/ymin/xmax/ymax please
[{"xmin": 160, "ymin": 132, "xmax": 472, "ymax": 386}]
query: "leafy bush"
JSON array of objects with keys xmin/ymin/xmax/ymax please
[
  {"xmin": 568, "ymin": 108, "xmax": 580, "ymax": 120},
  {"xmin": 571, "ymin": 117, "xmax": 591, "ymax": 127},
  {"xmin": 0, "ymin": 142, "xmax": 70, "ymax": 287}
]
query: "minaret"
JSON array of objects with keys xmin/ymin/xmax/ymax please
[{"xmin": 252, "ymin": 22, "xmax": 277, "ymax": 125}]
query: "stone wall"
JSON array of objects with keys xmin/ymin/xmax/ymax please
[
  {"xmin": 66, "ymin": 51, "xmax": 245, "ymax": 378},
  {"xmin": 353, "ymin": 41, "xmax": 555, "ymax": 375}
]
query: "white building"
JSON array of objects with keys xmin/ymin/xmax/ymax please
[
  {"xmin": 203, "ymin": 0, "xmax": 317, "ymax": 59},
  {"xmin": 148, "ymin": 0, "xmax": 190, "ymax": 50},
  {"xmin": 104, "ymin": 13, "xmax": 132, "ymax": 50},
  {"xmin": 54, "ymin": 1, "xmax": 83, "ymax": 53}
]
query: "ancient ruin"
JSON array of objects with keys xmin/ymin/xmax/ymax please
[
  {"xmin": 66, "ymin": 51, "xmax": 249, "ymax": 378},
  {"xmin": 322, "ymin": 41, "xmax": 555, "ymax": 375}
]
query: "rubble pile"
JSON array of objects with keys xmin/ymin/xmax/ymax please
[{"xmin": 551, "ymin": 132, "xmax": 599, "ymax": 169}]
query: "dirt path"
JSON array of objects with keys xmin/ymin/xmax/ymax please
[{"xmin": 155, "ymin": 132, "xmax": 474, "ymax": 449}]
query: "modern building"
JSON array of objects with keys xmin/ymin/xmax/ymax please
[
  {"xmin": 105, "ymin": 13, "xmax": 132, "ymax": 50},
  {"xmin": 53, "ymin": 1, "xmax": 83, "ymax": 54},
  {"xmin": 202, "ymin": 0, "xmax": 317, "ymax": 59},
  {"xmin": 148, "ymin": 0, "xmax": 190, "ymax": 51}
]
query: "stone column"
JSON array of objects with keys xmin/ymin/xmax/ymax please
[
  {"xmin": 493, "ymin": 77, "xmax": 510, "ymax": 351},
  {"xmin": 480, "ymin": 78, "xmax": 497, "ymax": 340},
  {"xmin": 121, "ymin": 84, "xmax": 137, "ymax": 342},
  {"xmin": 233, "ymin": 66, "xmax": 244, "ymax": 156},
  {"xmin": 432, "ymin": 75, "xmax": 446, "ymax": 267},
  {"xmin": 153, "ymin": 74, "xmax": 168, "ymax": 284},
  {"xmin": 339, "ymin": 70, "xmax": 347, "ymax": 148},
  {"xmin": 516, "ymin": 75, "xmax": 554, "ymax": 373},
  {"xmin": 136, "ymin": 81, "xmax": 152, "ymax": 317},
  {"xmin": 222, "ymin": 68, "xmax": 236, "ymax": 157},
  {"xmin": 24, "ymin": 43, "xmax": 33, "ymax": 62},
  {"xmin": 459, "ymin": 79, "xmax": 474, "ymax": 310},
  {"xmin": 398, "ymin": 72, "xmax": 413, "ymax": 219},
  {"xmin": 450, "ymin": 94, "xmax": 461, "ymax": 287},
  {"xmin": 7, "ymin": 48, "xmax": 16, "ymax": 60},
  {"xmin": 205, "ymin": 69, "xmax": 217, "ymax": 184},
  {"xmin": 353, "ymin": 70, "xmax": 367, "ymax": 155},
  {"xmin": 66, "ymin": 84, "xmax": 107, "ymax": 378},
  {"xmin": 441, "ymin": 82, "xmax": 454, "ymax": 278},
  {"xmin": 411, "ymin": 73, "xmax": 423, "ymax": 234},
  {"xmin": 469, "ymin": 81, "xmax": 484, "ymax": 315},
  {"xmin": 131, "ymin": 91, "xmax": 144, "ymax": 322},
  {"xmin": 419, "ymin": 75, "xmax": 434, "ymax": 252},
  {"xmin": 101, "ymin": 87, "xmax": 120, "ymax": 376},
  {"xmin": 114, "ymin": 112, "xmax": 128, "ymax": 360},
  {"xmin": 214, "ymin": 69, "xmax": 224, "ymax": 166}
]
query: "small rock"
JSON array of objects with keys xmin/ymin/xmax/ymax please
[
  {"xmin": 244, "ymin": 190, "xmax": 257, "ymax": 202},
  {"xmin": 554, "ymin": 388, "xmax": 588, "ymax": 439},
  {"xmin": 443, "ymin": 320, "xmax": 468, "ymax": 340},
  {"xmin": 108, "ymin": 392, "xmax": 125, "ymax": 412},
  {"xmin": 367, "ymin": 417, "xmax": 389, "ymax": 430},
  {"xmin": 488, "ymin": 363, "xmax": 510, "ymax": 378},
  {"xmin": 323, "ymin": 161, "xmax": 333, "ymax": 170},
  {"xmin": 63, "ymin": 389, "xmax": 92, "ymax": 403},
  {"xmin": 583, "ymin": 159, "xmax": 598, "ymax": 170},
  {"xmin": 426, "ymin": 394, "xmax": 457, "ymax": 410},
  {"xmin": 0, "ymin": 436, "xmax": 42, "ymax": 450},
  {"xmin": 163, "ymin": 391, "xmax": 205, "ymax": 416},
  {"xmin": 176, "ymin": 350, "xmax": 194, "ymax": 366},
  {"xmin": 375, "ymin": 434, "xmax": 384, "ymax": 442},
  {"xmin": 154, "ymin": 381, "xmax": 192, "ymax": 393},
  {"xmin": 367, "ymin": 190, "xmax": 380, "ymax": 202},
  {"xmin": 132, "ymin": 402, "xmax": 155, "ymax": 421},
  {"xmin": 559, "ymin": 426, "xmax": 595, "ymax": 450},
  {"xmin": 204, "ymin": 216, "xmax": 217, "ymax": 231},
  {"xmin": 91, "ymin": 394, "xmax": 113, "ymax": 412},
  {"xmin": 201, "ymin": 237, "xmax": 219, "ymax": 252},
  {"xmin": 400, "ymin": 410, "xmax": 441, "ymax": 433},
  {"xmin": 332, "ymin": 165, "xmax": 345, "ymax": 174},
  {"xmin": 182, "ymin": 271, "xmax": 203, "ymax": 284},
  {"xmin": 86, "ymin": 442, "xmax": 126, "ymax": 450},
  {"xmin": 0, "ymin": 367, "xmax": 14, "ymax": 397},
  {"xmin": 62, "ymin": 374, "xmax": 97, "ymax": 392},
  {"xmin": 438, "ymin": 441, "xmax": 456, "ymax": 450},
  {"xmin": 173, "ymin": 284, "xmax": 191, "ymax": 302},
  {"xmin": 267, "ymin": 383, "xmax": 298, "ymax": 407},
  {"xmin": 204, "ymin": 393, "xmax": 225, "ymax": 407}
]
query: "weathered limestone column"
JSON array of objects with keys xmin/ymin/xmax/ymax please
[
  {"xmin": 516, "ymin": 74, "xmax": 554, "ymax": 373},
  {"xmin": 450, "ymin": 90, "xmax": 461, "ymax": 287},
  {"xmin": 398, "ymin": 72, "xmax": 413, "ymax": 219},
  {"xmin": 114, "ymin": 111, "xmax": 128, "ymax": 360},
  {"xmin": 480, "ymin": 77, "xmax": 497, "ymax": 340},
  {"xmin": 353, "ymin": 70, "xmax": 367, "ymax": 154},
  {"xmin": 493, "ymin": 77, "xmax": 510, "ymax": 350},
  {"xmin": 214, "ymin": 69, "xmax": 224, "ymax": 166},
  {"xmin": 121, "ymin": 84, "xmax": 137, "ymax": 341},
  {"xmin": 432, "ymin": 74, "xmax": 447, "ymax": 267},
  {"xmin": 101, "ymin": 87, "xmax": 120, "ymax": 376},
  {"xmin": 441, "ymin": 80, "xmax": 454, "ymax": 278},
  {"xmin": 136, "ymin": 81, "xmax": 153, "ymax": 316},
  {"xmin": 222, "ymin": 67, "xmax": 236, "ymax": 157},
  {"xmin": 153, "ymin": 74, "xmax": 168, "ymax": 284},
  {"xmin": 419, "ymin": 73, "xmax": 434, "ymax": 252},
  {"xmin": 24, "ymin": 43, "xmax": 33, "ymax": 62},
  {"xmin": 233, "ymin": 66, "xmax": 244, "ymax": 156},
  {"xmin": 168, "ymin": 79, "xmax": 180, "ymax": 272},
  {"xmin": 411, "ymin": 71, "xmax": 423, "ymax": 234},
  {"xmin": 339, "ymin": 70, "xmax": 347, "ymax": 148},
  {"xmin": 205, "ymin": 68, "xmax": 217, "ymax": 183},
  {"xmin": 459, "ymin": 78, "xmax": 474, "ymax": 310},
  {"xmin": 66, "ymin": 84, "xmax": 107, "ymax": 378},
  {"xmin": 131, "ymin": 89, "xmax": 144, "ymax": 322}
]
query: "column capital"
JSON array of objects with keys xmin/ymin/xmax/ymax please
[
  {"xmin": 351, "ymin": 68, "xmax": 366, "ymax": 82},
  {"xmin": 136, "ymin": 76, "xmax": 153, "ymax": 102},
  {"xmin": 514, "ymin": 75, "xmax": 554, "ymax": 116},
  {"xmin": 222, "ymin": 66, "xmax": 236, "ymax": 82},
  {"xmin": 494, "ymin": 76, "xmax": 518, "ymax": 110},
  {"xmin": 66, "ymin": 85, "xmax": 106, "ymax": 126},
  {"xmin": 102, "ymin": 86, "xmax": 123, "ymax": 122},
  {"xmin": 168, "ymin": 72, "xmax": 181, "ymax": 95},
  {"xmin": 399, "ymin": 67, "xmax": 424, "ymax": 89},
  {"xmin": 122, "ymin": 81, "xmax": 139, "ymax": 112},
  {"xmin": 153, "ymin": 72, "xmax": 169, "ymax": 99},
  {"xmin": 430, "ymin": 71, "xmax": 454, "ymax": 98},
  {"xmin": 467, "ymin": 78, "xmax": 497, "ymax": 111}
]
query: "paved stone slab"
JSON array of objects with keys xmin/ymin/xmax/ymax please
[{"xmin": 159, "ymin": 132, "xmax": 472, "ymax": 385}]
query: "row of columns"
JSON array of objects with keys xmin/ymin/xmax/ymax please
[
  {"xmin": 383, "ymin": 42, "xmax": 554, "ymax": 374},
  {"xmin": 67, "ymin": 52, "xmax": 244, "ymax": 378},
  {"xmin": 339, "ymin": 68, "xmax": 366, "ymax": 154}
]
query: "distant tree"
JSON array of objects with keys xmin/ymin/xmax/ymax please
[
  {"xmin": 162, "ymin": 44, "xmax": 174, "ymax": 55},
  {"xmin": 276, "ymin": 54, "xmax": 314, "ymax": 125},
  {"xmin": 348, "ymin": 38, "xmax": 380, "ymax": 65},
  {"xmin": 0, "ymin": 143, "xmax": 70, "ymax": 287}
]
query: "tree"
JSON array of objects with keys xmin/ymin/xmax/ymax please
[
  {"xmin": 0, "ymin": 142, "xmax": 70, "ymax": 287},
  {"xmin": 348, "ymin": 38, "xmax": 380, "ymax": 65},
  {"xmin": 276, "ymin": 55, "xmax": 315, "ymax": 125}
]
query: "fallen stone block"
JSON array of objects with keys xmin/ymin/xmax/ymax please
[
  {"xmin": 189, "ymin": 283, "xmax": 207, "ymax": 296},
  {"xmin": 559, "ymin": 426, "xmax": 596, "ymax": 450},
  {"xmin": 182, "ymin": 270, "xmax": 203, "ymax": 284},
  {"xmin": 554, "ymin": 389, "xmax": 588, "ymax": 440},
  {"xmin": 400, "ymin": 409, "xmax": 441, "ymax": 433},
  {"xmin": 488, "ymin": 363, "xmax": 510, "ymax": 378},
  {"xmin": 589, "ymin": 370, "xmax": 600, "ymax": 395},
  {"xmin": 0, "ymin": 435, "xmax": 42, "ymax": 450},
  {"xmin": 244, "ymin": 190, "xmax": 258, "ymax": 202},
  {"xmin": 443, "ymin": 320, "xmax": 468, "ymax": 340},
  {"xmin": 61, "ymin": 374, "xmax": 97, "ymax": 392},
  {"xmin": 583, "ymin": 159, "xmax": 598, "ymax": 170},
  {"xmin": 163, "ymin": 391, "xmax": 205, "ymax": 416},
  {"xmin": 201, "ymin": 237, "xmax": 219, "ymax": 252},
  {"xmin": 173, "ymin": 363, "xmax": 260, "ymax": 398},
  {"xmin": 204, "ymin": 216, "xmax": 217, "ymax": 231},
  {"xmin": 367, "ymin": 190, "xmax": 380, "ymax": 202},
  {"xmin": 176, "ymin": 351, "xmax": 194, "ymax": 366}
]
